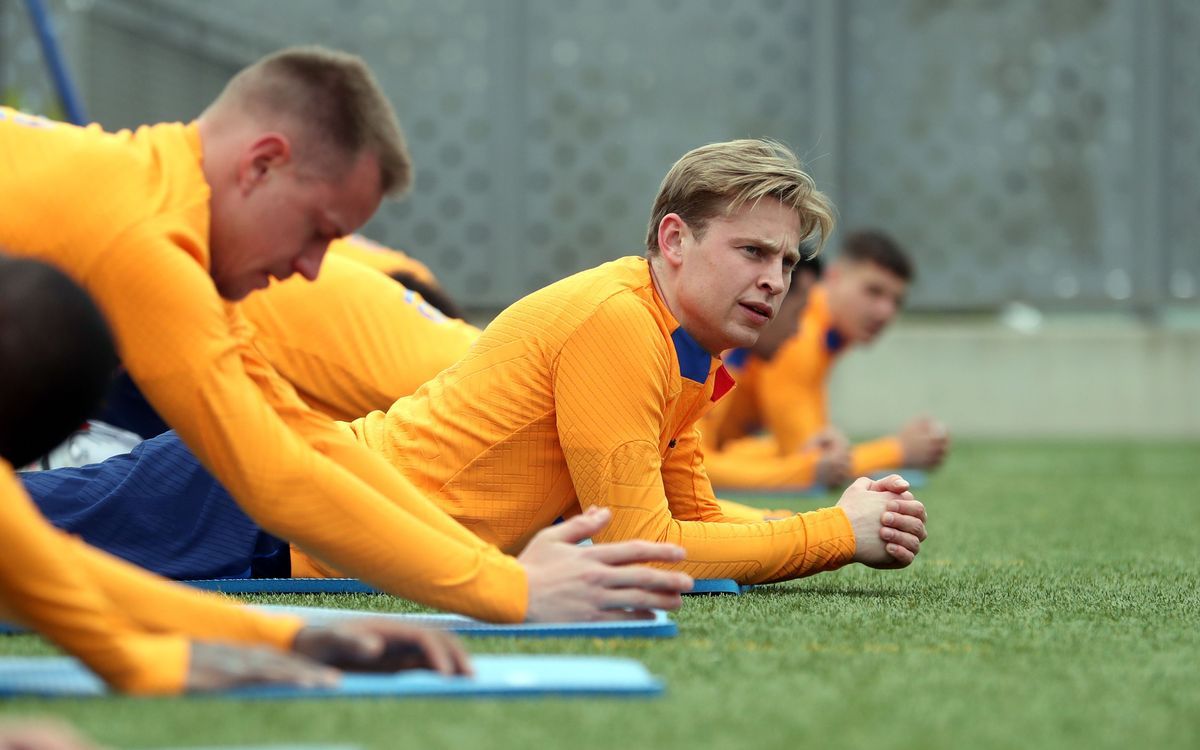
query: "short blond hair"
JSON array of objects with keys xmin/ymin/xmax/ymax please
[
  {"xmin": 210, "ymin": 46, "xmax": 412, "ymax": 196},
  {"xmin": 645, "ymin": 139, "xmax": 834, "ymax": 256}
]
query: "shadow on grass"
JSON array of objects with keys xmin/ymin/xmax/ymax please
[{"xmin": 749, "ymin": 586, "xmax": 903, "ymax": 600}]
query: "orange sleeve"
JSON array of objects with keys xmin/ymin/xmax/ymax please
[
  {"xmin": 851, "ymin": 436, "xmax": 905, "ymax": 476},
  {"xmin": 554, "ymin": 298, "xmax": 855, "ymax": 584},
  {"xmin": 754, "ymin": 331, "xmax": 830, "ymax": 455},
  {"xmin": 91, "ymin": 226, "xmax": 527, "ymax": 623},
  {"xmin": 241, "ymin": 252, "xmax": 479, "ymax": 421},
  {"xmin": 0, "ymin": 466, "xmax": 187, "ymax": 694},
  {"xmin": 701, "ymin": 433, "xmax": 822, "ymax": 490},
  {"xmin": 711, "ymin": 498, "xmax": 796, "ymax": 523}
]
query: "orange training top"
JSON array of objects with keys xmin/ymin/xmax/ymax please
[
  {"xmin": 328, "ymin": 234, "xmax": 439, "ymax": 287},
  {"xmin": 239, "ymin": 252, "xmax": 479, "ymax": 422},
  {"xmin": 315, "ymin": 257, "xmax": 856, "ymax": 585},
  {"xmin": 720, "ymin": 285, "xmax": 904, "ymax": 475},
  {"xmin": 0, "ymin": 108, "xmax": 526, "ymax": 622},
  {"xmin": 0, "ymin": 463, "xmax": 302, "ymax": 694},
  {"xmin": 698, "ymin": 349, "xmax": 823, "ymax": 491}
]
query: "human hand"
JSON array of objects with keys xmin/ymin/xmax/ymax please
[
  {"xmin": 518, "ymin": 506, "xmax": 694, "ymax": 622},
  {"xmin": 898, "ymin": 416, "xmax": 950, "ymax": 469},
  {"xmin": 293, "ymin": 619, "xmax": 472, "ymax": 676},
  {"xmin": 836, "ymin": 476, "xmax": 928, "ymax": 569},
  {"xmin": 0, "ymin": 720, "xmax": 104, "ymax": 750},
  {"xmin": 812, "ymin": 443, "xmax": 852, "ymax": 488},
  {"xmin": 185, "ymin": 641, "xmax": 338, "ymax": 693},
  {"xmin": 802, "ymin": 426, "xmax": 850, "ymax": 454}
]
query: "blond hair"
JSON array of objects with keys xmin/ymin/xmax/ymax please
[
  {"xmin": 645, "ymin": 139, "xmax": 834, "ymax": 256},
  {"xmin": 209, "ymin": 46, "xmax": 411, "ymax": 196}
]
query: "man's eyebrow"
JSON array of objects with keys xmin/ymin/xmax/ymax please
[{"xmin": 733, "ymin": 235, "xmax": 801, "ymax": 262}]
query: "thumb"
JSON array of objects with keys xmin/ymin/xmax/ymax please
[
  {"xmin": 538, "ymin": 507, "xmax": 611, "ymax": 544},
  {"xmin": 869, "ymin": 474, "xmax": 910, "ymax": 493}
]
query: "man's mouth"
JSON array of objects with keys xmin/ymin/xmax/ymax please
[{"xmin": 739, "ymin": 301, "xmax": 773, "ymax": 324}]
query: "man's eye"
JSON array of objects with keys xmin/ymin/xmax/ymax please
[{"xmin": 741, "ymin": 246, "xmax": 762, "ymax": 257}]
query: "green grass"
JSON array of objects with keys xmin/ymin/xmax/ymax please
[{"xmin": 3, "ymin": 440, "xmax": 1198, "ymax": 750}]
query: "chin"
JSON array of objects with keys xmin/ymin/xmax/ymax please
[{"xmin": 214, "ymin": 279, "xmax": 252, "ymax": 302}]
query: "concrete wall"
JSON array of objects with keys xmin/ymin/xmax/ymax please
[{"xmin": 828, "ymin": 317, "xmax": 1200, "ymax": 439}]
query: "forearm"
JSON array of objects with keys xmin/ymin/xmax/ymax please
[
  {"xmin": 58, "ymin": 533, "xmax": 303, "ymax": 650},
  {"xmin": 703, "ymin": 436, "xmax": 820, "ymax": 491},
  {"xmin": 592, "ymin": 487, "xmax": 854, "ymax": 583},
  {"xmin": 851, "ymin": 437, "xmax": 905, "ymax": 476},
  {"xmin": 0, "ymin": 470, "xmax": 189, "ymax": 694}
]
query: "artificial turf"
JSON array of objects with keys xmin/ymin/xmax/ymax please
[{"xmin": 1, "ymin": 440, "xmax": 1197, "ymax": 750}]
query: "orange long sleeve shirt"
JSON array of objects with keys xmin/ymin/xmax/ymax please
[
  {"xmin": 699, "ymin": 352, "xmax": 823, "ymax": 491},
  {"xmin": 707, "ymin": 285, "xmax": 904, "ymax": 480},
  {"xmin": 327, "ymin": 233, "xmax": 439, "ymax": 287},
  {"xmin": 0, "ymin": 463, "xmax": 302, "ymax": 694},
  {"xmin": 318, "ymin": 257, "xmax": 856, "ymax": 585},
  {"xmin": 239, "ymin": 252, "xmax": 479, "ymax": 422},
  {"xmin": 0, "ymin": 108, "xmax": 526, "ymax": 622}
]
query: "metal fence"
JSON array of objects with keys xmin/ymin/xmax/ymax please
[{"xmin": 3, "ymin": 0, "xmax": 1197, "ymax": 311}]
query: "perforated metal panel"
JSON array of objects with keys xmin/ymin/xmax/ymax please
[
  {"xmin": 843, "ymin": 0, "xmax": 1142, "ymax": 309},
  {"xmin": 515, "ymin": 0, "xmax": 820, "ymax": 294},
  {"xmin": 0, "ymin": 0, "xmax": 73, "ymax": 117},
  {"xmin": 1166, "ymin": 0, "xmax": 1200, "ymax": 303},
  {"xmin": 2, "ymin": 0, "xmax": 1195, "ymax": 310}
]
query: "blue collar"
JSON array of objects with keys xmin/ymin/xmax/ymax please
[
  {"xmin": 825, "ymin": 328, "xmax": 847, "ymax": 354},
  {"xmin": 723, "ymin": 347, "xmax": 749, "ymax": 370},
  {"xmin": 671, "ymin": 327, "xmax": 714, "ymax": 383}
]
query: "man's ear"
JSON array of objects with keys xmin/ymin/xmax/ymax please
[
  {"xmin": 657, "ymin": 213, "xmax": 689, "ymax": 269},
  {"xmin": 235, "ymin": 133, "xmax": 292, "ymax": 194}
]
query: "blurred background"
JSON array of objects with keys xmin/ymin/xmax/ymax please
[{"xmin": 3, "ymin": 0, "xmax": 1197, "ymax": 438}]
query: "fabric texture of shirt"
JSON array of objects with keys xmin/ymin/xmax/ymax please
[
  {"xmin": 239, "ymin": 251, "xmax": 479, "ymax": 422},
  {"xmin": 0, "ymin": 108, "xmax": 526, "ymax": 622},
  {"xmin": 0, "ymin": 462, "xmax": 302, "ymax": 695},
  {"xmin": 310, "ymin": 257, "xmax": 856, "ymax": 585},
  {"xmin": 327, "ymin": 233, "xmax": 439, "ymax": 286}
]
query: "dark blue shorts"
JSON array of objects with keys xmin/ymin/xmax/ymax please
[{"xmin": 21, "ymin": 431, "xmax": 289, "ymax": 580}]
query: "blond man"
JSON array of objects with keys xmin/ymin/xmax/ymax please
[
  {"xmin": 27, "ymin": 140, "xmax": 928, "ymax": 589},
  {"xmin": 3, "ymin": 47, "xmax": 690, "ymax": 623}
]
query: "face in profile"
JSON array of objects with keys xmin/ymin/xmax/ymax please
[
  {"xmin": 209, "ymin": 142, "xmax": 383, "ymax": 301},
  {"xmin": 665, "ymin": 197, "xmax": 803, "ymax": 355},
  {"xmin": 749, "ymin": 267, "xmax": 818, "ymax": 360},
  {"xmin": 826, "ymin": 260, "xmax": 908, "ymax": 343}
]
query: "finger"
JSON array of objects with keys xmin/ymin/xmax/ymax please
[
  {"xmin": 441, "ymin": 632, "xmax": 474, "ymax": 677},
  {"xmin": 534, "ymin": 507, "xmax": 612, "ymax": 545},
  {"xmin": 885, "ymin": 498, "xmax": 927, "ymax": 522},
  {"xmin": 885, "ymin": 542, "xmax": 916, "ymax": 566},
  {"xmin": 848, "ymin": 476, "xmax": 872, "ymax": 491},
  {"xmin": 586, "ymin": 563, "xmax": 693, "ymax": 592},
  {"xmin": 879, "ymin": 526, "xmax": 922, "ymax": 555},
  {"xmin": 881, "ymin": 511, "xmax": 927, "ymax": 541},
  {"xmin": 589, "ymin": 608, "xmax": 658, "ymax": 622},
  {"xmin": 869, "ymin": 474, "xmax": 910, "ymax": 493},
  {"xmin": 415, "ymin": 631, "xmax": 455, "ymax": 676},
  {"xmin": 599, "ymin": 588, "xmax": 684, "ymax": 612},
  {"xmin": 583, "ymin": 539, "xmax": 686, "ymax": 567}
]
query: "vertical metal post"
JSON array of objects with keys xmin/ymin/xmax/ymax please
[{"xmin": 23, "ymin": 0, "xmax": 87, "ymax": 124}]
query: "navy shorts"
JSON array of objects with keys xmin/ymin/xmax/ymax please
[{"xmin": 21, "ymin": 430, "xmax": 289, "ymax": 580}]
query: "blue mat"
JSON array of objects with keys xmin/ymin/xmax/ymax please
[
  {"xmin": 687, "ymin": 578, "xmax": 754, "ymax": 595},
  {"xmin": 181, "ymin": 576, "xmax": 746, "ymax": 597},
  {"xmin": 251, "ymin": 605, "xmax": 677, "ymax": 638},
  {"xmin": 0, "ymin": 607, "xmax": 676, "ymax": 639},
  {"xmin": 0, "ymin": 655, "xmax": 663, "ymax": 699}
]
